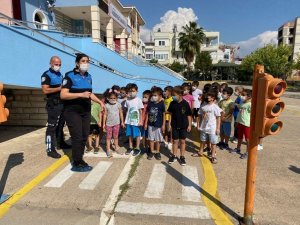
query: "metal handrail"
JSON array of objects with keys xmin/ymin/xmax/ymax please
[
  {"xmin": 0, "ymin": 12, "xmax": 170, "ymax": 85},
  {"xmin": 154, "ymin": 63, "xmax": 186, "ymax": 80}
]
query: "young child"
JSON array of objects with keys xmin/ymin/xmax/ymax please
[
  {"xmin": 145, "ymin": 87, "xmax": 165, "ymax": 160},
  {"xmin": 192, "ymin": 81, "xmax": 202, "ymax": 127},
  {"xmin": 168, "ymin": 86, "xmax": 192, "ymax": 166},
  {"xmin": 124, "ymin": 83, "xmax": 144, "ymax": 156},
  {"xmin": 182, "ymin": 83, "xmax": 194, "ymax": 111},
  {"xmin": 211, "ymin": 82, "xmax": 222, "ymax": 103},
  {"xmin": 195, "ymin": 91, "xmax": 222, "ymax": 164},
  {"xmin": 217, "ymin": 87, "xmax": 235, "ymax": 151},
  {"xmin": 163, "ymin": 86, "xmax": 173, "ymax": 149},
  {"xmin": 87, "ymin": 97, "xmax": 103, "ymax": 154},
  {"xmin": 141, "ymin": 90, "xmax": 151, "ymax": 150},
  {"xmin": 232, "ymin": 86, "xmax": 244, "ymax": 144},
  {"xmin": 103, "ymin": 92, "xmax": 125, "ymax": 157},
  {"xmin": 232, "ymin": 89, "xmax": 252, "ymax": 159}
]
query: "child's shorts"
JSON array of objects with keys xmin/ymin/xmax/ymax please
[
  {"xmin": 237, "ymin": 123, "xmax": 250, "ymax": 140},
  {"xmin": 220, "ymin": 121, "xmax": 231, "ymax": 137},
  {"xmin": 106, "ymin": 124, "xmax": 120, "ymax": 139},
  {"xmin": 200, "ymin": 131, "xmax": 219, "ymax": 144},
  {"xmin": 172, "ymin": 127, "xmax": 187, "ymax": 140},
  {"xmin": 140, "ymin": 126, "xmax": 148, "ymax": 138},
  {"xmin": 90, "ymin": 124, "xmax": 100, "ymax": 135},
  {"xmin": 126, "ymin": 124, "xmax": 141, "ymax": 138},
  {"xmin": 148, "ymin": 126, "xmax": 164, "ymax": 142}
]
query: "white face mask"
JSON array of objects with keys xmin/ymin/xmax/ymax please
[
  {"xmin": 143, "ymin": 97, "xmax": 148, "ymax": 103},
  {"xmin": 192, "ymin": 86, "xmax": 196, "ymax": 91},
  {"xmin": 109, "ymin": 100, "xmax": 117, "ymax": 104},
  {"xmin": 241, "ymin": 96, "xmax": 247, "ymax": 102},
  {"xmin": 184, "ymin": 90, "xmax": 189, "ymax": 95},
  {"xmin": 52, "ymin": 65, "xmax": 60, "ymax": 72},
  {"xmin": 79, "ymin": 63, "xmax": 89, "ymax": 72},
  {"xmin": 152, "ymin": 96, "xmax": 159, "ymax": 102},
  {"xmin": 129, "ymin": 92, "xmax": 137, "ymax": 98},
  {"xmin": 234, "ymin": 92, "xmax": 239, "ymax": 96}
]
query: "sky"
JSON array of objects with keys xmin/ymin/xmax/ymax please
[{"xmin": 121, "ymin": 0, "xmax": 300, "ymax": 57}]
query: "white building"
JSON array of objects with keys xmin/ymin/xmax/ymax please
[
  {"xmin": 145, "ymin": 28, "xmax": 220, "ymax": 65},
  {"xmin": 278, "ymin": 17, "xmax": 300, "ymax": 61}
]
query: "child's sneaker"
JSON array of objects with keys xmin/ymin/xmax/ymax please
[
  {"xmin": 258, "ymin": 144, "xmax": 263, "ymax": 151},
  {"xmin": 125, "ymin": 148, "xmax": 133, "ymax": 155},
  {"xmin": 132, "ymin": 148, "xmax": 141, "ymax": 156},
  {"xmin": 240, "ymin": 152, "xmax": 248, "ymax": 159},
  {"xmin": 167, "ymin": 143, "xmax": 173, "ymax": 151},
  {"xmin": 147, "ymin": 152, "xmax": 154, "ymax": 160},
  {"xmin": 217, "ymin": 142, "xmax": 225, "ymax": 150},
  {"xmin": 168, "ymin": 155, "xmax": 177, "ymax": 164},
  {"xmin": 231, "ymin": 137, "xmax": 238, "ymax": 144},
  {"xmin": 106, "ymin": 150, "xmax": 113, "ymax": 158},
  {"xmin": 224, "ymin": 143, "xmax": 232, "ymax": 151},
  {"xmin": 85, "ymin": 146, "xmax": 93, "ymax": 153},
  {"xmin": 94, "ymin": 147, "xmax": 100, "ymax": 154},
  {"xmin": 154, "ymin": 152, "xmax": 161, "ymax": 160},
  {"xmin": 179, "ymin": 156, "xmax": 186, "ymax": 166},
  {"xmin": 230, "ymin": 148, "xmax": 241, "ymax": 154}
]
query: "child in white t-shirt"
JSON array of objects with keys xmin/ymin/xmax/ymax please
[{"xmin": 195, "ymin": 91, "xmax": 222, "ymax": 164}]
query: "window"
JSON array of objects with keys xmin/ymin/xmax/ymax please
[
  {"xmin": 159, "ymin": 41, "xmax": 166, "ymax": 46},
  {"xmin": 146, "ymin": 54, "xmax": 154, "ymax": 60},
  {"xmin": 155, "ymin": 54, "xmax": 168, "ymax": 60}
]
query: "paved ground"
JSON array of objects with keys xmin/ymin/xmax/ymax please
[{"xmin": 0, "ymin": 96, "xmax": 299, "ymax": 225}]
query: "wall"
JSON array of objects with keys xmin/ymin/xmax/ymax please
[
  {"xmin": 0, "ymin": 0, "xmax": 13, "ymax": 18},
  {"xmin": 3, "ymin": 89, "xmax": 47, "ymax": 126}
]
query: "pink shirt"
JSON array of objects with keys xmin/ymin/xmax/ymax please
[{"xmin": 183, "ymin": 94, "xmax": 194, "ymax": 110}]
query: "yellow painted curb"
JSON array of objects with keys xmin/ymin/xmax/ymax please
[
  {"xmin": 0, "ymin": 155, "xmax": 69, "ymax": 218},
  {"xmin": 192, "ymin": 130, "xmax": 234, "ymax": 225}
]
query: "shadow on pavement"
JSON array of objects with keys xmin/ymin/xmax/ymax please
[
  {"xmin": 0, "ymin": 126, "xmax": 41, "ymax": 143},
  {"xmin": 289, "ymin": 165, "xmax": 300, "ymax": 174},
  {"xmin": 0, "ymin": 153, "xmax": 24, "ymax": 203},
  {"xmin": 161, "ymin": 161, "xmax": 242, "ymax": 223}
]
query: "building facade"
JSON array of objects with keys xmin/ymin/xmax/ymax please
[
  {"xmin": 145, "ymin": 29, "xmax": 220, "ymax": 65},
  {"xmin": 278, "ymin": 17, "xmax": 300, "ymax": 61}
]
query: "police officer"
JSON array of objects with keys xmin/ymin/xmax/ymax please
[
  {"xmin": 41, "ymin": 56, "xmax": 71, "ymax": 159},
  {"xmin": 61, "ymin": 53, "xmax": 104, "ymax": 172}
]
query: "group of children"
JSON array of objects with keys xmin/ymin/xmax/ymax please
[{"xmin": 85, "ymin": 81, "xmax": 255, "ymax": 165}]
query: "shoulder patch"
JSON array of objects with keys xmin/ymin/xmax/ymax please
[
  {"xmin": 63, "ymin": 79, "xmax": 68, "ymax": 86},
  {"xmin": 41, "ymin": 77, "xmax": 46, "ymax": 82}
]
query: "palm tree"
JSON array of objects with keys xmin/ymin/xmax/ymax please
[{"xmin": 178, "ymin": 21, "xmax": 206, "ymax": 77}]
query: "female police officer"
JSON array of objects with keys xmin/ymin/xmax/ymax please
[{"xmin": 61, "ymin": 53, "xmax": 104, "ymax": 172}]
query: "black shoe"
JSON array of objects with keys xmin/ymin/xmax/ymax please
[
  {"xmin": 147, "ymin": 152, "xmax": 154, "ymax": 160},
  {"xmin": 179, "ymin": 156, "xmax": 186, "ymax": 166},
  {"xmin": 168, "ymin": 155, "xmax": 177, "ymax": 164},
  {"xmin": 57, "ymin": 142, "xmax": 72, "ymax": 150},
  {"xmin": 217, "ymin": 142, "xmax": 225, "ymax": 150},
  {"xmin": 47, "ymin": 150, "xmax": 61, "ymax": 159},
  {"xmin": 71, "ymin": 160, "xmax": 92, "ymax": 172},
  {"xmin": 154, "ymin": 152, "xmax": 161, "ymax": 160},
  {"xmin": 125, "ymin": 148, "xmax": 133, "ymax": 155},
  {"xmin": 132, "ymin": 149, "xmax": 141, "ymax": 156}
]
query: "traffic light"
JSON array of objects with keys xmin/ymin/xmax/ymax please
[
  {"xmin": 0, "ymin": 82, "xmax": 9, "ymax": 123},
  {"xmin": 254, "ymin": 74, "xmax": 286, "ymax": 137}
]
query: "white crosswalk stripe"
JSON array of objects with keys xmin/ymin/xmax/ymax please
[
  {"xmin": 79, "ymin": 161, "xmax": 112, "ymax": 190},
  {"xmin": 182, "ymin": 165, "xmax": 201, "ymax": 202},
  {"xmin": 44, "ymin": 164, "xmax": 74, "ymax": 188},
  {"xmin": 144, "ymin": 164, "xmax": 167, "ymax": 199}
]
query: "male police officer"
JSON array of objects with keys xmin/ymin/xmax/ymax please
[{"xmin": 41, "ymin": 56, "xmax": 71, "ymax": 158}]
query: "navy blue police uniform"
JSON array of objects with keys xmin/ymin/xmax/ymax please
[
  {"xmin": 62, "ymin": 69, "xmax": 92, "ymax": 166},
  {"xmin": 41, "ymin": 68, "xmax": 67, "ymax": 154}
]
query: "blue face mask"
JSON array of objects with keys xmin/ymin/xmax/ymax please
[{"xmin": 172, "ymin": 96, "xmax": 177, "ymax": 101}]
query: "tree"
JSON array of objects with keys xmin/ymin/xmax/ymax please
[
  {"xmin": 178, "ymin": 21, "xmax": 206, "ymax": 76},
  {"xmin": 194, "ymin": 51, "xmax": 213, "ymax": 79},
  {"xmin": 240, "ymin": 44, "xmax": 294, "ymax": 80},
  {"xmin": 149, "ymin": 58, "xmax": 158, "ymax": 64},
  {"xmin": 167, "ymin": 61, "xmax": 185, "ymax": 73}
]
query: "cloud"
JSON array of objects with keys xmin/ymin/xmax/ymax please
[
  {"xmin": 140, "ymin": 7, "xmax": 198, "ymax": 42},
  {"xmin": 236, "ymin": 31, "xmax": 278, "ymax": 57}
]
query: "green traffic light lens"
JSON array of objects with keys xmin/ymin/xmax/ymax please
[
  {"xmin": 274, "ymin": 83, "xmax": 283, "ymax": 94},
  {"xmin": 272, "ymin": 103, "xmax": 281, "ymax": 114},
  {"xmin": 271, "ymin": 123, "xmax": 279, "ymax": 133}
]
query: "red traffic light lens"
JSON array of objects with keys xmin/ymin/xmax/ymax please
[{"xmin": 274, "ymin": 83, "xmax": 283, "ymax": 94}]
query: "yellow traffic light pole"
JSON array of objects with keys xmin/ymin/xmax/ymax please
[{"xmin": 243, "ymin": 64, "xmax": 286, "ymax": 225}]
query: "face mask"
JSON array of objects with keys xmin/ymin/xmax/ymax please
[
  {"xmin": 241, "ymin": 96, "xmax": 246, "ymax": 102},
  {"xmin": 143, "ymin": 97, "xmax": 148, "ymax": 103},
  {"xmin": 52, "ymin": 65, "xmax": 60, "ymax": 72},
  {"xmin": 79, "ymin": 63, "xmax": 89, "ymax": 72},
  {"xmin": 192, "ymin": 86, "xmax": 196, "ymax": 91},
  {"xmin": 129, "ymin": 92, "xmax": 137, "ymax": 98},
  {"xmin": 172, "ymin": 96, "xmax": 177, "ymax": 101},
  {"xmin": 184, "ymin": 90, "xmax": 189, "ymax": 95},
  {"xmin": 109, "ymin": 100, "xmax": 117, "ymax": 104},
  {"xmin": 234, "ymin": 92, "xmax": 239, "ymax": 96},
  {"xmin": 222, "ymin": 94, "xmax": 228, "ymax": 100},
  {"xmin": 152, "ymin": 96, "xmax": 159, "ymax": 102},
  {"xmin": 163, "ymin": 92, "xmax": 167, "ymax": 97}
]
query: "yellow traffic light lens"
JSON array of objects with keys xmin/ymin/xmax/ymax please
[{"xmin": 272, "ymin": 103, "xmax": 281, "ymax": 114}]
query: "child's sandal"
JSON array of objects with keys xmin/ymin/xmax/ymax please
[{"xmin": 211, "ymin": 157, "xmax": 217, "ymax": 164}]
